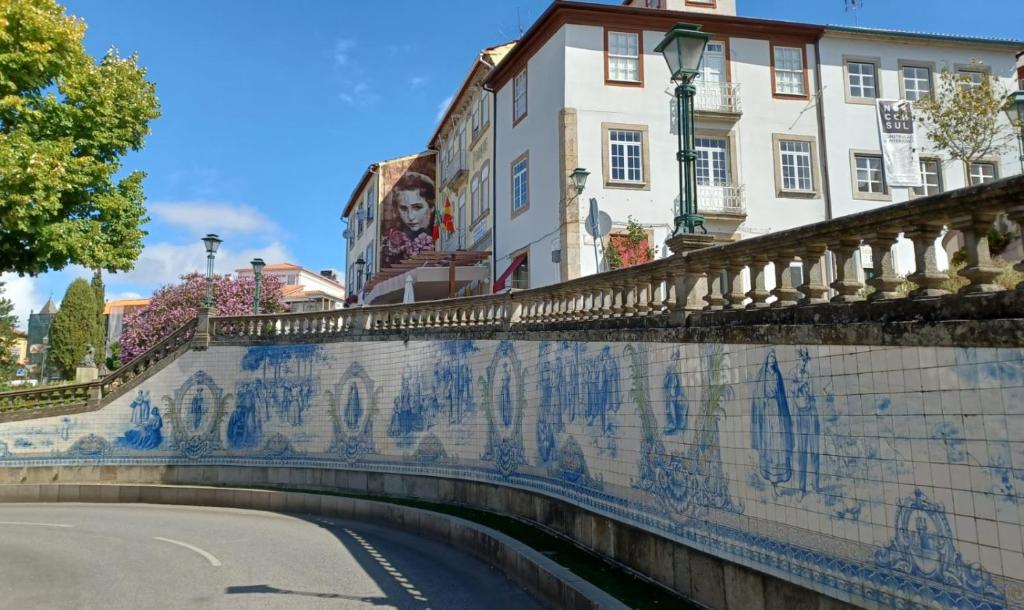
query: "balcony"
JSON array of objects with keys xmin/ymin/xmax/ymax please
[
  {"xmin": 697, "ymin": 183, "xmax": 746, "ymax": 217},
  {"xmin": 694, "ymin": 82, "xmax": 742, "ymax": 117},
  {"xmin": 441, "ymin": 149, "xmax": 468, "ymax": 190}
]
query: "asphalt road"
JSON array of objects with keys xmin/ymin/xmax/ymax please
[{"xmin": 0, "ymin": 503, "xmax": 545, "ymax": 610}]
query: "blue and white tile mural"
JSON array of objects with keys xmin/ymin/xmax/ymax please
[{"xmin": 1, "ymin": 339, "xmax": 1023, "ymax": 609}]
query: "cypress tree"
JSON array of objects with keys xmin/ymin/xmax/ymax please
[
  {"xmin": 91, "ymin": 270, "xmax": 107, "ymax": 356},
  {"xmin": 48, "ymin": 278, "xmax": 99, "ymax": 379},
  {"xmin": 0, "ymin": 282, "xmax": 17, "ymax": 386}
]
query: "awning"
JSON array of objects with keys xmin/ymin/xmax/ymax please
[{"xmin": 493, "ymin": 253, "xmax": 527, "ymax": 292}]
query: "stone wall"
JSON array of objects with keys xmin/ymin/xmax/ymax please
[{"xmin": 0, "ymin": 331, "xmax": 1021, "ymax": 610}]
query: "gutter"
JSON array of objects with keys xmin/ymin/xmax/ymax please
[
  {"xmin": 813, "ymin": 39, "xmax": 834, "ymax": 222},
  {"xmin": 483, "ymin": 81, "xmax": 498, "ymax": 288}
]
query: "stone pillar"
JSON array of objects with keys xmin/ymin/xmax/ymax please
[
  {"xmin": 192, "ymin": 306, "xmax": 211, "ymax": 351},
  {"xmin": 865, "ymin": 233, "xmax": 902, "ymax": 301},
  {"xmin": 770, "ymin": 251, "xmax": 800, "ymax": 307},
  {"xmin": 558, "ymin": 108, "xmax": 580, "ymax": 282},
  {"xmin": 954, "ymin": 212, "xmax": 1004, "ymax": 294},
  {"xmin": 745, "ymin": 256, "xmax": 771, "ymax": 309},
  {"xmin": 907, "ymin": 223, "xmax": 950, "ymax": 299},
  {"xmin": 828, "ymin": 238, "xmax": 864, "ymax": 303},
  {"xmin": 797, "ymin": 244, "xmax": 829, "ymax": 305}
]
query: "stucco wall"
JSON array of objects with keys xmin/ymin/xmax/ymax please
[{"xmin": 1, "ymin": 334, "xmax": 1021, "ymax": 610}]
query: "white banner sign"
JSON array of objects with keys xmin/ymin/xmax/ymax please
[{"xmin": 876, "ymin": 99, "xmax": 922, "ymax": 187}]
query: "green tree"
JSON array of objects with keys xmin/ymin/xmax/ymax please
[
  {"xmin": 90, "ymin": 269, "xmax": 106, "ymax": 355},
  {"xmin": 0, "ymin": 281, "xmax": 17, "ymax": 386},
  {"xmin": 47, "ymin": 278, "xmax": 98, "ymax": 378},
  {"xmin": 0, "ymin": 0, "xmax": 160, "ymax": 275},
  {"xmin": 915, "ymin": 66, "xmax": 1015, "ymax": 168}
]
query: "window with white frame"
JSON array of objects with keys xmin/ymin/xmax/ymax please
[
  {"xmin": 512, "ymin": 156, "xmax": 529, "ymax": 211},
  {"xmin": 365, "ymin": 243, "xmax": 374, "ymax": 279},
  {"xmin": 847, "ymin": 61, "xmax": 878, "ymax": 98},
  {"xmin": 357, "ymin": 203, "xmax": 365, "ymax": 236},
  {"xmin": 457, "ymin": 192, "xmax": 466, "ymax": 249},
  {"xmin": 902, "ymin": 65, "xmax": 931, "ymax": 101},
  {"xmin": 607, "ymin": 31, "xmax": 641, "ymax": 83},
  {"xmin": 957, "ymin": 68, "xmax": 986, "ymax": 89},
  {"xmin": 471, "ymin": 101, "xmax": 481, "ymax": 137},
  {"xmin": 365, "ymin": 185, "xmax": 375, "ymax": 221},
  {"xmin": 773, "ymin": 46, "xmax": 804, "ymax": 95},
  {"xmin": 913, "ymin": 159, "xmax": 942, "ymax": 197},
  {"xmin": 609, "ymin": 129, "xmax": 643, "ymax": 183},
  {"xmin": 480, "ymin": 94, "xmax": 489, "ymax": 126},
  {"xmin": 969, "ymin": 162, "xmax": 997, "ymax": 185},
  {"xmin": 480, "ymin": 165, "xmax": 490, "ymax": 215},
  {"xmin": 779, "ymin": 140, "xmax": 813, "ymax": 191},
  {"xmin": 695, "ymin": 137, "xmax": 729, "ymax": 186},
  {"xmin": 855, "ymin": 154, "xmax": 886, "ymax": 194},
  {"xmin": 513, "ymin": 70, "xmax": 527, "ymax": 122},
  {"xmin": 470, "ymin": 173, "xmax": 481, "ymax": 220}
]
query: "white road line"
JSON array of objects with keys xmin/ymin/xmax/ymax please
[
  {"xmin": 153, "ymin": 536, "xmax": 222, "ymax": 567},
  {"xmin": 0, "ymin": 521, "xmax": 73, "ymax": 528}
]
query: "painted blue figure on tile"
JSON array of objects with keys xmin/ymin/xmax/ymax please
[
  {"xmin": 388, "ymin": 371, "xmax": 429, "ymax": 447},
  {"xmin": 128, "ymin": 390, "xmax": 152, "ymax": 426},
  {"xmin": 662, "ymin": 349, "xmax": 687, "ymax": 436},
  {"xmin": 481, "ymin": 340, "xmax": 527, "ymax": 477},
  {"xmin": 791, "ymin": 348, "xmax": 821, "ymax": 495},
  {"xmin": 388, "ymin": 341, "xmax": 478, "ymax": 448},
  {"xmin": 344, "ymin": 383, "xmax": 362, "ymax": 431},
  {"xmin": 118, "ymin": 406, "xmax": 163, "ymax": 450},
  {"xmin": 875, "ymin": 489, "xmax": 1003, "ymax": 604},
  {"xmin": 328, "ymin": 362, "xmax": 378, "ymax": 463},
  {"xmin": 434, "ymin": 340, "xmax": 478, "ymax": 425},
  {"xmin": 584, "ymin": 346, "xmax": 620, "ymax": 439},
  {"xmin": 751, "ymin": 350, "xmax": 794, "ymax": 488},
  {"xmin": 59, "ymin": 417, "xmax": 72, "ymax": 441},
  {"xmin": 190, "ymin": 387, "xmax": 204, "ymax": 430},
  {"xmin": 227, "ymin": 384, "xmax": 262, "ymax": 449},
  {"xmin": 240, "ymin": 344, "xmax": 325, "ymax": 428}
]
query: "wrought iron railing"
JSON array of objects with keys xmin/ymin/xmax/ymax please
[{"xmin": 694, "ymin": 81, "xmax": 741, "ymax": 114}]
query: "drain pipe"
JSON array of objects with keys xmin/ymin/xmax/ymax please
[{"xmin": 813, "ymin": 38, "xmax": 837, "ymax": 293}]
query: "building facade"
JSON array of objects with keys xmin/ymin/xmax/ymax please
[
  {"xmin": 25, "ymin": 297, "xmax": 58, "ymax": 380},
  {"xmin": 482, "ymin": 1, "xmax": 1022, "ymax": 289},
  {"xmin": 234, "ymin": 263, "xmax": 347, "ymax": 313}
]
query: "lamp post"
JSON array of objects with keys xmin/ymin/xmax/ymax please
[
  {"xmin": 355, "ymin": 256, "xmax": 366, "ymax": 294},
  {"xmin": 201, "ymin": 234, "xmax": 222, "ymax": 308},
  {"xmin": 656, "ymin": 23, "xmax": 710, "ymax": 235},
  {"xmin": 1005, "ymin": 90, "xmax": 1024, "ymax": 173},
  {"xmin": 570, "ymin": 167, "xmax": 590, "ymax": 196},
  {"xmin": 250, "ymin": 258, "xmax": 265, "ymax": 315}
]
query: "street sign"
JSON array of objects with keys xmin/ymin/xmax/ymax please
[{"xmin": 16, "ymin": 368, "xmax": 26, "ymax": 377}]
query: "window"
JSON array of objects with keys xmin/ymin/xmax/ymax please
[
  {"xmin": 365, "ymin": 185, "xmax": 375, "ymax": 221},
  {"xmin": 365, "ymin": 243, "xmax": 374, "ymax": 279},
  {"xmin": 695, "ymin": 137, "xmax": 729, "ymax": 186},
  {"xmin": 913, "ymin": 159, "xmax": 942, "ymax": 197},
  {"xmin": 357, "ymin": 203, "xmax": 365, "ymax": 236},
  {"xmin": 609, "ymin": 129, "xmax": 644, "ymax": 183},
  {"xmin": 480, "ymin": 94, "xmax": 489, "ymax": 126},
  {"xmin": 513, "ymin": 69, "xmax": 527, "ymax": 123},
  {"xmin": 778, "ymin": 140, "xmax": 813, "ymax": 192},
  {"xmin": 901, "ymin": 65, "xmax": 932, "ymax": 101},
  {"xmin": 457, "ymin": 193, "xmax": 466, "ymax": 249},
  {"xmin": 512, "ymin": 154, "xmax": 529, "ymax": 213},
  {"xmin": 511, "ymin": 254, "xmax": 529, "ymax": 290},
  {"xmin": 773, "ymin": 45, "xmax": 805, "ymax": 96},
  {"xmin": 847, "ymin": 60, "xmax": 878, "ymax": 99},
  {"xmin": 470, "ymin": 173, "xmax": 481, "ymax": 220},
  {"xmin": 855, "ymin": 154, "xmax": 886, "ymax": 194},
  {"xmin": 969, "ymin": 162, "xmax": 997, "ymax": 185},
  {"xmin": 471, "ymin": 102, "xmax": 481, "ymax": 137},
  {"xmin": 607, "ymin": 30, "xmax": 641, "ymax": 84},
  {"xmin": 480, "ymin": 165, "xmax": 490, "ymax": 214},
  {"xmin": 957, "ymin": 68, "xmax": 986, "ymax": 89}
]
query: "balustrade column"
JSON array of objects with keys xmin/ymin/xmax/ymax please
[
  {"xmin": 770, "ymin": 252, "xmax": 800, "ymax": 307},
  {"xmin": 622, "ymin": 284, "xmax": 636, "ymax": 317},
  {"xmin": 724, "ymin": 262, "xmax": 746, "ymax": 309},
  {"xmin": 745, "ymin": 256, "xmax": 771, "ymax": 309},
  {"xmin": 611, "ymin": 285, "xmax": 626, "ymax": 317},
  {"xmin": 635, "ymin": 282, "xmax": 650, "ymax": 316},
  {"xmin": 907, "ymin": 223, "xmax": 950, "ymax": 299},
  {"xmin": 703, "ymin": 266, "xmax": 726, "ymax": 311},
  {"xmin": 954, "ymin": 212, "xmax": 1004, "ymax": 294},
  {"xmin": 865, "ymin": 233, "xmax": 902, "ymax": 301},
  {"xmin": 828, "ymin": 238, "xmax": 865, "ymax": 303},
  {"xmin": 797, "ymin": 244, "xmax": 829, "ymax": 305}
]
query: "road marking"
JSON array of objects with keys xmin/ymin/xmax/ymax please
[
  {"xmin": 0, "ymin": 521, "xmax": 73, "ymax": 528},
  {"xmin": 153, "ymin": 536, "xmax": 222, "ymax": 567}
]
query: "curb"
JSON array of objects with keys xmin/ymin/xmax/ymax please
[{"xmin": 0, "ymin": 483, "xmax": 629, "ymax": 610}]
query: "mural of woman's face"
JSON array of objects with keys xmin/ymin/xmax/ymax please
[{"xmin": 395, "ymin": 188, "xmax": 431, "ymax": 232}]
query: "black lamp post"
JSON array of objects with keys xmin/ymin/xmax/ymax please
[
  {"xmin": 1005, "ymin": 90, "xmax": 1024, "ymax": 173},
  {"xmin": 355, "ymin": 256, "xmax": 366, "ymax": 293},
  {"xmin": 570, "ymin": 167, "xmax": 590, "ymax": 196},
  {"xmin": 250, "ymin": 257, "xmax": 265, "ymax": 315},
  {"xmin": 656, "ymin": 23, "xmax": 710, "ymax": 235},
  {"xmin": 201, "ymin": 234, "xmax": 222, "ymax": 308}
]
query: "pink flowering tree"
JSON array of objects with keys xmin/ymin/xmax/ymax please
[{"xmin": 119, "ymin": 272, "xmax": 286, "ymax": 362}]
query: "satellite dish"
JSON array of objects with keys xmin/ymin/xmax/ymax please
[{"xmin": 585, "ymin": 198, "xmax": 611, "ymax": 238}]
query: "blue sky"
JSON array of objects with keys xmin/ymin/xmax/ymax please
[{"xmin": 4, "ymin": 0, "xmax": 1023, "ymax": 328}]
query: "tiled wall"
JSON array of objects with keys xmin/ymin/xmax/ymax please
[{"xmin": 1, "ymin": 339, "xmax": 1021, "ymax": 610}]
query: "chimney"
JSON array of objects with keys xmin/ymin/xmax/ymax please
[{"xmin": 320, "ymin": 269, "xmax": 339, "ymax": 282}]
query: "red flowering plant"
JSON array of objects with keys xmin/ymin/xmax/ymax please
[{"xmin": 119, "ymin": 272, "xmax": 286, "ymax": 362}]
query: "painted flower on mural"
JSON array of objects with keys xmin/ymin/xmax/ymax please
[
  {"xmin": 119, "ymin": 272, "xmax": 286, "ymax": 362},
  {"xmin": 383, "ymin": 227, "xmax": 435, "ymax": 263}
]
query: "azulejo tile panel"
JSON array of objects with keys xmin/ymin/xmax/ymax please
[{"xmin": 2, "ymin": 340, "xmax": 1022, "ymax": 610}]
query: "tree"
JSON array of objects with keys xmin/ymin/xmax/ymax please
[
  {"xmin": 90, "ymin": 269, "xmax": 106, "ymax": 356},
  {"xmin": 120, "ymin": 272, "xmax": 287, "ymax": 361},
  {"xmin": 915, "ymin": 66, "xmax": 1015, "ymax": 168},
  {"xmin": 0, "ymin": 281, "xmax": 17, "ymax": 386},
  {"xmin": 0, "ymin": 0, "xmax": 160, "ymax": 275},
  {"xmin": 47, "ymin": 278, "xmax": 98, "ymax": 378}
]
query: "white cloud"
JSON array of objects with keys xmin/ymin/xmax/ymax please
[
  {"xmin": 107, "ymin": 291, "xmax": 144, "ymax": 302},
  {"xmin": 334, "ymin": 39, "xmax": 356, "ymax": 66},
  {"xmin": 149, "ymin": 202, "xmax": 280, "ymax": 237},
  {"xmin": 1, "ymin": 273, "xmax": 45, "ymax": 331},
  {"xmin": 106, "ymin": 240, "xmax": 294, "ymax": 291},
  {"xmin": 339, "ymin": 81, "xmax": 377, "ymax": 106},
  {"xmin": 409, "ymin": 76, "xmax": 428, "ymax": 88},
  {"xmin": 436, "ymin": 94, "xmax": 454, "ymax": 122}
]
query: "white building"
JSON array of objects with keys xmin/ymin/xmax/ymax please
[
  {"xmin": 482, "ymin": 0, "xmax": 1022, "ymax": 290},
  {"xmin": 235, "ymin": 262, "xmax": 346, "ymax": 313}
]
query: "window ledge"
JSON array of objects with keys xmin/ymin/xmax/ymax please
[
  {"xmin": 776, "ymin": 188, "xmax": 820, "ymax": 199},
  {"xmin": 604, "ymin": 180, "xmax": 650, "ymax": 191},
  {"xmin": 852, "ymin": 191, "xmax": 892, "ymax": 202},
  {"xmin": 844, "ymin": 96, "xmax": 879, "ymax": 106}
]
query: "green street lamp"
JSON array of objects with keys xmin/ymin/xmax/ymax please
[
  {"xmin": 570, "ymin": 167, "xmax": 590, "ymax": 195},
  {"xmin": 1004, "ymin": 90, "xmax": 1024, "ymax": 173},
  {"xmin": 656, "ymin": 23, "xmax": 710, "ymax": 235},
  {"xmin": 250, "ymin": 257, "xmax": 265, "ymax": 315},
  {"xmin": 201, "ymin": 234, "xmax": 222, "ymax": 308}
]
